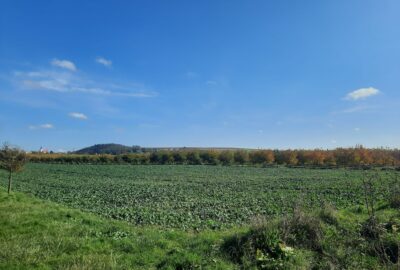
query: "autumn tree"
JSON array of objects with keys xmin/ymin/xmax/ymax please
[
  {"xmin": 249, "ymin": 150, "xmax": 274, "ymax": 165},
  {"xmin": 233, "ymin": 150, "xmax": 249, "ymax": 164},
  {"xmin": 0, "ymin": 143, "xmax": 27, "ymax": 194}
]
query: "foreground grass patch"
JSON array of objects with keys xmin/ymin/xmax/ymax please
[
  {"xmin": 0, "ymin": 189, "xmax": 236, "ymax": 269},
  {"xmin": 1, "ymin": 184, "xmax": 400, "ymax": 269}
]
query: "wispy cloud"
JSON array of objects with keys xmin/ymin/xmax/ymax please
[
  {"xmin": 69, "ymin": 112, "xmax": 88, "ymax": 120},
  {"xmin": 354, "ymin": 127, "xmax": 361, "ymax": 132},
  {"xmin": 51, "ymin": 59, "xmax": 77, "ymax": 71},
  {"xmin": 14, "ymin": 69, "xmax": 157, "ymax": 98},
  {"xmin": 340, "ymin": 105, "xmax": 376, "ymax": 114},
  {"xmin": 345, "ymin": 87, "xmax": 380, "ymax": 101},
  {"xmin": 29, "ymin": 123, "xmax": 54, "ymax": 130},
  {"xmin": 95, "ymin": 57, "xmax": 112, "ymax": 67}
]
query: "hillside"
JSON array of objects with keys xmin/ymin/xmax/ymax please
[
  {"xmin": 73, "ymin": 143, "xmax": 250, "ymax": 155},
  {"xmin": 74, "ymin": 144, "xmax": 142, "ymax": 155}
]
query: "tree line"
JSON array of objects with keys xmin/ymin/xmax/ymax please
[{"xmin": 27, "ymin": 146, "xmax": 400, "ymax": 168}]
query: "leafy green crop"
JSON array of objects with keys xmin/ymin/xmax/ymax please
[{"xmin": 0, "ymin": 164, "xmax": 396, "ymax": 229}]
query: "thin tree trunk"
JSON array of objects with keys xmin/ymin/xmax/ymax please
[{"xmin": 7, "ymin": 171, "xmax": 12, "ymax": 194}]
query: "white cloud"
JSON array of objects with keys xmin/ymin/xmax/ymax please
[
  {"xmin": 96, "ymin": 57, "xmax": 112, "ymax": 67},
  {"xmin": 51, "ymin": 59, "xmax": 77, "ymax": 71},
  {"xmin": 69, "ymin": 112, "xmax": 88, "ymax": 120},
  {"xmin": 345, "ymin": 87, "xmax": 380, "ymax": 100},
  {"xmin": 15, "ymin": 70, "xmax": 157, "ymax": 98},
  {"xmin": 331, "ymin": 139, "xmax": 337, "ymax": 144},
  {"xmin": 354, "ymin": 127, "xmax": 361, "ymax": 132},
  {"xmin": 29, "ymin": 123, "xmax": 54, "ymax": 130},
  {"xmin": 22, "ymin": 78, "xmax": 68, "ymax": 92}
]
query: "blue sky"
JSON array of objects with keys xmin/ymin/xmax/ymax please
[{"xmin": 1, "ymin": 0, "xmax": 400, "ymax": 151}]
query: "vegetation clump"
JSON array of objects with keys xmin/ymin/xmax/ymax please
[
  {"xmin": 280, "ymin": 208, "xmax": 323, "ymax": 252},
  {"xmin": 222, "ymin": 221, "xmax": 299, "ymax": 269},
  {"xmin": 0, "ymin": 143, "xmax": 27, "ymax": 194}
]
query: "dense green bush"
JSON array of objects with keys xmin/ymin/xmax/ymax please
[
  {"xmin": 218, "ymin": 151, "xmax": 234, "ymax": 166},
  {"xmin": 186, "ymin": 151, "xmax": 202, "ymax": 165},
  {"xmin": 199, "ymin": 151, "xmax": 219, "ymax": 165},
  {"xmin": 233, "ymin": 150, "xmax": 249, "ymax": 164},
  {"xmin": 172, "ymin": 151, "xmax": 186, "ymax": 164},
  {"xmin": 280, "ymin": 208, "xmax": 323, "ymax": 251},
  {"xmin": 222, "ymin": 221, "xmax": 298, "ymax": 269}
]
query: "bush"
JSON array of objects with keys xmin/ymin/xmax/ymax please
[
  {"xmin": 139, "ymin": 153, "xmax": 150, "ymax": 164},
  {"xmin": 199, "ymin": 151, "xmax": 219, "ymax": 165},
  {"xmin": 361, "ymin": 217, "xmax": 400, "ymax": 264},
  {"xmin": 233, "ymin": 151, "xmax": 249, "ymax": 164},
  {"xmin": 186, "ymin": 151, "xmax": 202, "ymax": 165},
  {"xmin": 172, "ymin": 151, "xmax": 186, "ymax": 164},
  {"xmin": 388, "ymin": 175, "xmax": 400, "ymax": 209},
  {"xmin": 381, "ymin": 236, "xmax": 399, "ymax": 264},
  {"xmin": 389, "ymin": 194, "xmax": 400, "ymax": 209},
  {"xmin": 149, "ymin": 152, "xmax": 160, "ymax": 164},
  {"xmin": 222, "ymin": 221, "xmax": 297, "ymax": 269},
  {"xmin": 218, "ymin": 151, "xmax": 234, "ymax": 165},
  {"xmin": 159, "ymin": 152, "xmax": 173, "ymax": 165},
  {"xmin": 249, "ymin": 150, "xmax": 274, "ymax": 165},
  {"xmin": 280, "ymin": 208, "xmax": 323, "ymax": 251}
]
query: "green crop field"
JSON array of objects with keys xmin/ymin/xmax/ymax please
[
  {"xmin": 0, "ymin": 163, "xmax": 395, "ymax": 229},
  {"xmin": 1, "ymin": 163, "xmax": 400, "ymax": 269}
]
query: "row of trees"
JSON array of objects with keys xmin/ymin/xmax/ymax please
[{"xmin": 28, "ymin": 147, "xmax": 400, "ymax": 167}]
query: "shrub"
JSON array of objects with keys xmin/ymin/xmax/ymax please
[
  {"xmin": 218, "ymin": 151, "xmax": 234, "ymax": 165},
  {"xmin": 381, "ymin": 236, "xmax": 399, "ymax": 264},
  {"xmin": 159, "ymin": 151, "xmax": 173, "ymax": 164},
  {"xmin": 249, "ymin": 150, "xmax": 274, "ymax": 165},
  {"xmin": 222, "ymin": 221, "xmax": 296, "ymax": 269},
  {"xmin": 389, "ymin": 194, "xmax": 400, "ymax": 209},
  {"xmin": 98, "ymin": 155, "xmax": 112, "ymax": 164},
  {"xmin": 186, "ymin": 151, "xmax": 202, "ymax": 165},
  {"xmin": 172, "ymin": 151, "xmax": 186, "ymax": 164},
  {"xmin": 280, "ymin": 208, "xmax": 323, "ymax": 251},
  {"xmin": 388, "ymin": 175, "xmax": 400, "ymax": 209},
  {"xmin": 199, "ymin": 151, "xmax": 219, "ymax": 165},
  {"xmin": 360, "ymin": 217, "xmax": 400, "ymax": 265},
  {"xmin": 150, "ymin": 152, "xmax": 160, "ymax": 164},
  {"xmin": 139, "ymin": 153, "xmax": 150, "ymax": 164},
  {"xmin": 233, "ymin": 151, "xmax": 249, "ymax": 164}
]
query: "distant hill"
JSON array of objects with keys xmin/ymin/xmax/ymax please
[
  {"xmin": 74, "ymin": 144, "xmax": 142, "ymax": 155},
  {"xmin": 74, "ymin": 144, "xmax": 250, "ymax": 155}
]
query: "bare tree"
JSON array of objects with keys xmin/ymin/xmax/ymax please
[{"xmin": 0, "ymin": 143, "xmax": 27, "ymax": 194}]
